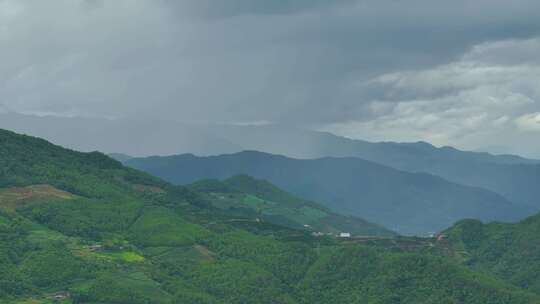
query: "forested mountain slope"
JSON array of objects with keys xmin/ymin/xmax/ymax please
[
  {"xmin": 446, "ymin": 213, "xmax": 540, "ymax": 295},
  {"xmin": 1, "ymin": 128, "xmax": 538, "ymax": 304},
  {"xmin": 188, "ymin": 175, "xmax": 395, "ymax": 237},
  {"xmin": 124, "ymin": 151, "xmax": 529, "ymax": 235}
]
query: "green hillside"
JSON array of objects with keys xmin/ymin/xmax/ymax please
[
  {"xmin": 1, "ymin": 128, "xmax": 539, "ymax": 304},
  {"xmin": 189, "ymin": 175, "xmax": 395, "ymax": 237},
  {"xmin": 445, "ymin": 213, "xmax": 540, "ymax": 295}
]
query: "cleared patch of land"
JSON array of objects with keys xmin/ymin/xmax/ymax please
[{"xmin": 0, "ymin": 184, "xmax": 75, "ymax": 211}]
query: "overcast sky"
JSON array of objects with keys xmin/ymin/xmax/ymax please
[{"xmin": 1, "ymin": 0, "xmax": 540, "ymax": 157}]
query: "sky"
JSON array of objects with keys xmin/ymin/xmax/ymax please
[{"xmin": 1, "ymin": 0, "xmax": 540, "ymax": 157}]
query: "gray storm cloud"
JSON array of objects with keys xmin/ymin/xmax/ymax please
[{"xmin": 1, "ymin": 0, "xmax": 540, "ymax": 156}]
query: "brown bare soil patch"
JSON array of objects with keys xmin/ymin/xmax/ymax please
[
  {"xmin": 0, "ymin": 184, "xmax": 75, "ymax": 211},
  {"xmin": 194, "ymin": 244, "xmax": 215, "ymax": 261}
]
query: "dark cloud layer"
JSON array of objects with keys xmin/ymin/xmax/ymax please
[
  {"xmin": 164, "ymin": 0, "xmax": 355, "ymax": 18},
  {"xmin": 1, "ymin": 0, "xmax": 540, "ymax": 155}
]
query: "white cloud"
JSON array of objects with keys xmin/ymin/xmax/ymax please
[
  {"xmin": 516, "ymin": 112, "xmax": 540, "ymax": 132},
  {"xmin": 323, "ymin": 38, "xmax": 540, "ymax": 152}
]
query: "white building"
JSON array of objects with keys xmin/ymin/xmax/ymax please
[{"xmin": 339, "ymin": 232, "xmax": 351, "ymax": 238}]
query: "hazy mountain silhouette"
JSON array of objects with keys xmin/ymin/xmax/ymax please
[{"xmin": 124, "ymin": 151, "xmax": 530, "ymax": 235}]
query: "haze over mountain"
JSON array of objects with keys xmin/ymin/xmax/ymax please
[
  {"xmin": 3, "ymin": 1, "xmax": 540, "ymax": 159},
  {"xmin": 4, "ymin": 113, "xmax": 539, "ymax": 212},
  {"xmin": 205, "ymin": 125, "xmax": 540, "ymax": 210},
  {"xmin": 2, "ymin": 112, "xmax": 540, "ymax": 160},
  {"xmin": 0, "ymin": 113, "xmax": 243, "ymax": 157},
  {"xmin": 123, "ymin": 151, "xmax": 530, "ymax": 235},
  {"xmin": 223, "ymin": 126, "xmax": 540, "ymax": 210}
]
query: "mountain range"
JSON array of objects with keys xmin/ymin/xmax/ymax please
[
  {"xmin": 4, "ymin": 128, "xmax": 540, "ymax": 303},
  {"xmin": 187, "ymin": 125, "xmax": 540, "ymax": 210},
  {"xmin": 2, "ymin": 113, "xmax": 538, "ymax": 211},
  {"xmin": 122, "ymin": 151, "xmax": 531, "ymax": 235}
]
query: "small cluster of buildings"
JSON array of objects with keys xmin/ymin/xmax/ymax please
[
  {"xmin": 49, "ymin": 291, "xmax": 70, "ymax": 301},
  {"xmin": 87, "ymin": 244, "xmax": 103, "ymax": 252},
  {"xmin": 310, "ymin": 231, "xmax": 352, "ymax": 238}
]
